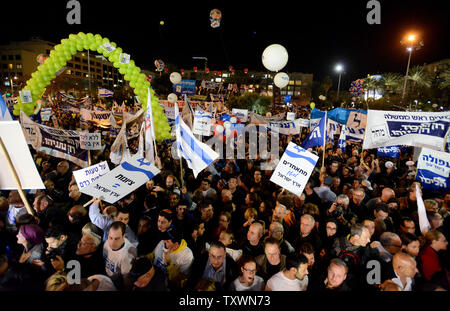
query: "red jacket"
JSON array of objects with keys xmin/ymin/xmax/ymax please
[{"xmin": 419, "ymin": 246, "xmax": 442, "ymax": 281}]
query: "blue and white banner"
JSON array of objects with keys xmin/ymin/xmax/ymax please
[
  {"xmin": 416, "ymin": 147, "xmax": 450, "ymax": 192},
  {"xmin": 98, "ymin": 88, "xmax": 114, "ymax": 97},
  {"xmin": 303, "ymin": 113, "xmax": 327, "ymax": 149},
  {"xmin": 232, "ymin": 108, "xmax": 249, "ymax": 122},
  {"xmin": 377, "ymin": 146, "xmax": 401, "ymax": 159},
  {"xmin": 193, "ymin": 110, "xmax": 213, "ymax": 136},
  {"xmin": 268, "ymin": 119, "xmax": 309, "ymax": 135},
  {"xmin": 173, "ymin": 80, "xmax": 196, "ymax": 96},
  {"xmin": 175, "ymin": 103, "xmax": 219, "ymax": 178},
  {"xmin": 363, "ymin": 110, "xmax": 450, "ymax": 151},
  {"xmin": 82, "ymin": 154, "xmax": 160, "ymax": 203},
  {"xmin": 20, "ymin": 112, "xmax": 88, "ymax": 167},
  {"xmin": 270, "ymin": 142, "xmax": 319, "ymax": 196}
]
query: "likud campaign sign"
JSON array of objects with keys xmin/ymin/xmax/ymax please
[
  {"xmin": 377, "ymin": 146, "xmax": 401, "ymax": 158},
  {"xmin": 416, "ymin": 147, "xmax": 450, "ymax": 192},
  {"xmin": 270, "ymin": 142, "xmax": 318, "ymax": 196},
  {"xmin": 232, "ymin": 108, "xmax": 248, "ymax": 122},
  {"xmin": 363, "ymin": 110, "xmax": 450, "ymax": 151},
  {"xmin": 80, "ymin": 132, "xmax": 102, "ymax": 150},
  {"xmin": 173, "ymin": 80, "xmax": 196, "ymax": 96},
  {"xmin": 73, "ymin": 161, "xmax": 110, "ymax": 191},
  {"xmin": 0, "ymin": 121, "xmax": 45, "ymax": 190},
  {"xmin": 268, "ymin": 119, "xmax": 309, "ymax": 135},
  {"xmin": 193, "ymin": 110, "xmax": 213, "ymax": 136},
  {"xmin": 82, "ymin": 154, "xmax": 160, "ymax": 203}
]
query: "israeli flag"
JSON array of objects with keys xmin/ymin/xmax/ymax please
[
  {"xmin": 337, "ymin": 125, "xmax": 346, "ymax": 152},
  {"xmin": 302, "ymin": 113, "xmax": 326, "ymax": 149},
  {"xmin": 0, "ymin": 93, "xmax": 13, "ymax": 121},
  {"xmin": 175, "ymin": 102, "xmax": 219, "ymax": 178},
  {"xmin": 98, "ymin": 88, "xmax": 114, "ymax": 97}
]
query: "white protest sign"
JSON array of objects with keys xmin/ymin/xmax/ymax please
[
  {"xmin": 82, "ymin": 154, "xmax": 160, "ymax": 203},
  {"xmin": 74, "ymin": 161, "xmax": 110, "ymax": 191},
  {"xmin": 193, "ymin": 110, "xmax": 212, "ymax": 136},
  {"xmin": 268, "ymin": 119, "xmax": 308, "ymax": 135},
  {"xmin": 232, "ymin": 108, "xmax": 248, "ymax": 122},
  {"xmin": 270, "ymin": 142, "xmax": 318, "ymax": 196},
  {"xmin": 100, "ymin": 42, "xmax": 116, "ymax": 53},
  {"xmin": 119, "ymin": 53, "xmax": 130, "ymax": 64},
  {"xmin": 286, "ymin": 112, "xmax": 296, "ymax": 121},
  {"xmin": 19, "ymin": 90, "xmax": 32, "ymax": 103},
  {"xmin": 0, "ymin": 121, "xmax": 45, "ymax": 190},
  {"xmin": 41, "ymin": 108, "xmax": 52, "ymax": 121},
  {"xmin": 80, "ymin": 132, "xmax": 102, "ymax": 150}
]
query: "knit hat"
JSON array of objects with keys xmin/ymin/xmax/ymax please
[{"xmin": 20, "ymin": 224, "xmax": 44, "ymax": 247}]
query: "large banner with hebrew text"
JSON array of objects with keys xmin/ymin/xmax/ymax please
[{"xmin": 362, "ymin": 110, "xmax": 450, "ymax": 151}]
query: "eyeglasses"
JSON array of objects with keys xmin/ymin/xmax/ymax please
[{"xmin": 243, "ymin": 267, "xmax": 256, "ymax": 274}]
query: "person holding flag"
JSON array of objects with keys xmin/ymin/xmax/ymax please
[
  {"xmin": 174, "ymin": 102, "xmax": 219, "ymax": 179},
  {"xmin": 337, "ymin": 124, "xmax": 347, "ymax": 152}
]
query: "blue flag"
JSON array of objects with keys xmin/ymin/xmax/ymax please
[
  {"xmin": 303, "ymin": 113, "xmax": 326, "ymax": 149},
  {"xmin": 337, "ymin": 125, "xmax": 346, "ymax": 152},
  {"xmin": 377, "ymin": 146, "xmax": 401, "ymax": 159}
]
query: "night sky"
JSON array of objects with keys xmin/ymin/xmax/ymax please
[{"xmin": 1, "ymin": 0, "xmax": 449, "ymax": 89}]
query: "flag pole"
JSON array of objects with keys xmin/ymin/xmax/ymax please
[
  {"xmin": 0, "ymin": 137, "xmax": 34, "ymax": 216},
  {"xmin": 179, "ymin": 157, "xmax": 184, "ymax": 188},
  {"xmin": 322, "ymin": 111, "xmax": 327, "ymax": 168}
]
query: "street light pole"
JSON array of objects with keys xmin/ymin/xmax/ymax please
[
  {"xmin": 402, "ymin": 47, "xmax": 412, "ymax": 107},
  {"xmin": 337, "ymin": 72, "xmax": 342, "ymax": 99}
]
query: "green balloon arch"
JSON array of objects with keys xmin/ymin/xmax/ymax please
[{"xmin": 14, "ymin": 32, "xmax": 171, "ymax": 141}]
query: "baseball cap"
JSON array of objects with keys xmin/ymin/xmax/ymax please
[{"xmin": 361, "ymin": 180, "xmax": 373, "ymax": 191}]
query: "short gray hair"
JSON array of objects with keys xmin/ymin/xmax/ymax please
[
  {"xmin": 380, "ymin": 232, "xmax": 401, "ymax": 247},
  {"xmin": 336, "ymin": 194, "xmax": 349, "ymax": 206}
]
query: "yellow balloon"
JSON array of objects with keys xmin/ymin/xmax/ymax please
[{"xmin": 160, "ymin": 21, "xmax": 164, "ymax": 25}]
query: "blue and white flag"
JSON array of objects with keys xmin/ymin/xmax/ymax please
[
  {"xmin": 0, "ymin": 93, "xmax": 13, "ymax": 121},
  {"xmin": 377, "ymin": 146, "xmax": 401, "ymax": 159},
  {"xmin": 416, "ymin": 147, "xmax": 450, "ymax": 192},
  {"xmin": 337, "ymin": 125, "xmax": 347, "ymax": 152},
  {"xmin": 145, "ymin": 88, "xmax": 155, "ymax": 163},
  {"xmin": 174, "ymin": 102, "xmax": 219, "ymax": 178},
  {"xmin": 98, "ymin": 88, "xmax": 114, "ymax": 97},
  {"xmin": 302, "ymin": 113, "xmax": 327, "ymax": 149}
]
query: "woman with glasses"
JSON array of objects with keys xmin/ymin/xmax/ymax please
[{"xmin": 229, "ymin": 256, "xmax": 265, "ymax": 291}]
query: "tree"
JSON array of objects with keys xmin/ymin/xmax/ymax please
[
  {"xmin": 381, "ymin": 73, "xmax": 402, "ymax": 94},
  {"xmin": 439, "ymin": 70, "xmax": 450, "ymax": 89},
  {"xmin": 225, "ymin": 92, "xmax": 272, "ymax": 114},
  {"xmin": 408, "ymin": 66, "xmax": 432, "ymax": 92}
]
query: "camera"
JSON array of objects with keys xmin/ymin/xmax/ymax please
[{"xmin": 330, "ymin": 203, "xmax": 344, "ymax": 218}]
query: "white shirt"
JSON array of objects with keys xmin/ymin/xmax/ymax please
[
  {"xmin": 267, "ymin": 271, "xmax": 308, "ymax": 291},
  {"xmin": 153, "ymin": 240, "xmax": 194, "ymax": 276},
  {"xmin": 391, "ymin": 270, "xmax": 413, "ymax": 291},
  {"xmin": 87, "ymin": 275, "xmax": 117, "ymax": 291},
  {"xmin": 103, "ymin": 238, "xmax": 137, "ymax": 280},
  {"xmin": 231, "ymin": 275, "xmax": 265, "ymax": 291}
]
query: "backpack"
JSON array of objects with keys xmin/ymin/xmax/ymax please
[{"xmin": 337, "ymin": 236, "xmax": 360, "ymax": 268}]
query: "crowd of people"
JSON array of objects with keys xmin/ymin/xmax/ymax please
[{"xmin": 0, "ymin": 104, "xmax": 449, "ymax": 292}]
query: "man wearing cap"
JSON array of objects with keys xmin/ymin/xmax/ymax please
[
  {"xmin": 313, "ymin": 175, "xmax": 337, "ymax": 204},
  {"xmin": 150, "ymin": 227, "xmax": 194, "ymax": 288}
]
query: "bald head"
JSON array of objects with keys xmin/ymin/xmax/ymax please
[
  {"xmin": 381, "ymin": 188, "xmax": 395, "ymax": 202},
  {"xmin": 57, "ymin": 161, "xmax": 70, "ymax": 175},
  {"xmin": 392, "ymin": 252, "xmax": 417, "ymax": 279}
]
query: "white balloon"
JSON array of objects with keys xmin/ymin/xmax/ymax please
[
  {"xmin": 223, "ymin": 121, "xmax": 231, "ymax": 128},
  {"xmin": 230, "ymin": 117, "xmax": 237, "ymax": 123},
  {"xmin": 262, "ymin": 44, "xmax": 288, "ymax": 72},
  {"xmin": 167, "ymin": 93, "xmax": 178, "ymax": 104},
  {"xmin": 169, "ymin": 72, "xmax": 182, "ymax": 84},
  {"xmin": 215, "ymin": 124, "xmax": 224, "ymax": 133},
  {"xmin": 274, "ymin": 72, "xmax": 289, "ymax": 88}
]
